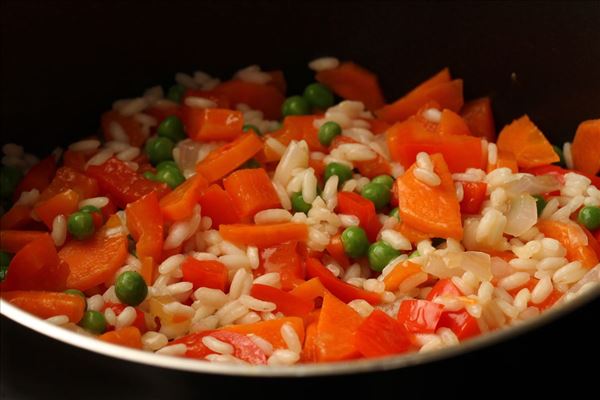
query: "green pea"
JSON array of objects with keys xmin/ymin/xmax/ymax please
[
  {"xmin": 532, "ymin": 195, "xmax": 547, "ymax": 216},
  {"xmin": 303, "ymin": 83, "xmax": 335, "ymax": 109},
  {"xmin": 156, "ymin": 160, "xmax": 179, "ymax": 172},
  {"xmin": 281, "ymin": 95, "xmax": 311, "ymax": 117},
  {"xmin": 318, "ymin": 121, "xmax": 342, "ymax": 147},
  {"xmin": 80, "ymin": 205, "xmax": 101, "ymax": 215},
  {"xmin": 143, "ymin": 171, "xmax": 158, "ymax": 181},
  {"xmin": 145, "ymin": 137, "xmax": 174, "ymax": 165},
  {"xmin": 157, "ymin": 115, "xmax": 186, "ymax": 142},
  {"xmin": 341, "ymin": 226, "xmax": 370, "ymax": 258},
  {"xmin": 64, "ymin": 289, "xmax": 87, "ymax": 311},
  {"xmin": 242, "ymin": 124, "xmax": 262, "ymax": 136},
  {"xmin": 389, "ymin": 207, "xmax": 400, "ymax": 219},
  {"xmin": 80, "ymin": 310, "xmax": 107, "ymax": 334},
  {"xmin": 155, "ymin": 166, "xmax": 185, "ymax": 189},
  {"xmin": 371, "ymin": 175, "xmax": 394, "ymax": 190},
  {"xmin": 323, "ymin": 162, "xmax": 353, "ymax": 187},
  {"xmin": 0, "ymin": 166, "xmax": 23, "ymax": 200},
  {"xmin": 361, "ymin": 182, "xmax": 391, "ymax": 211},
  {"xmin": 115, "ymin": 271, "xmax": 148, "ymax": 306},
  {"xmin": 291, "ymin": 192, "xmax": 312, "ymax": 214},
  {"xmin": 553, "ymin": 145, "xmax": 566, "ymax": 166},
  {"xmin": 67, "ymin": 211, "xmax": 95, "ymax": 240},
  {"xmin": 577, "ymin": 206, "xmax": 600, "ymax": 231},
  {"xmin": 368, "ymin": 241, "xmax": 401, "ymax": 272},
  {"xmin": 0, "ymin": 251, "xmax": 12, "ymax": 281},
  {"xmin": 408, "ymin": 250, "xmax": 420, "ymax": 259},
  {"xmin": 167, "ymin": 84, "xmax": 186, "ymax": 103},
  {"xmin": 239, "ymin": 158, "xmax": 261, "ymax": 169}
]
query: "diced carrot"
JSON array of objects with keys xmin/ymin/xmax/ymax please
[
  {"xmin": 182, "ymin": 107, "xmax": 244, "ymax": 142},
  {"xmin": 197, "ymin": 184, "xmax": 241, "ymax": 227},
  {"xmin": 158, "ymin": 173, "xmax": 208, "ymax": 221},
  {"xmin": 383, "ymin": 261, "xmax": 423, "ymax": 291},
  {"xmin": 1, "ymin": 233, "xmax": 68, "ymax": 291},
  {"xmin": 99, "ymin": 326, "xmax": 143, "ymax": 349},
  {"xmin": 326, "ymin": 232, "xmax": 350, "ymax": 268},
  {"xmin": 195, "ymin": 132, "xmax": 263, "ymax": 182},
  {"xmin": 336, "ymin": 191, "xmax": 382, "ymax": 241},
  {"xmin": 13, "ymin": 155, "xmax": 56, "ymax": 202},
  {"xmin": 571, "ymin": 119, "xmax": 600, "ymax": 176},
  {"xmin": 139, "ymin": 256, "xmax": 154, "ymax": 286},
  {"xmin": 1, "ymin": 291, "xmax": 85, "ymax": 322},
  {"xmin": 491, "ymin": 150, "xmax": 518, "ymax": 173},
  {"xmin": 0, "ymin": 230, "xmax": 48, "ymax": 253},
  {"xmin": 126, "ymin": 192, "xmax": 163, "ymax": 262},
  {"xmin": 395, "ymin": 222, "xmax": 432, "ymax": 244},
  {"xmin": 376, "ymin": 69, "xmax": 462, "ymax": 123},
  {"xmin": 355, "ymin": 309, "xmax": 412, "ymax": 358},
  {"xmin": 282, "ymin": 115, "xmax": 326, "ymax": 152},
  {"xmin": 536, "ymin": 219, "xmax": 599, "ymax": 269},
  {"xmin": 396, "ymin": 153, "xmax": 463, "ymax": 240},
  {"xmin": 182, "ymin": 89, "xmax": 231, "ymax": 109},
  {"xmin": 181, "ymin": 257, "xmax": 228, "ymax": 291},
  {"xmin": 223, "ymin": 317, "xmax": 305, "ymax": 350},
  {"xmin": 223, "ymin": 168, "xmax": 281, "ymax": 219},
  {"xmin": 290, "ymin": 277, "xmax": 326, "ymax": 303},
  {"xmin": 59, "ymin": 224, "xmax": 129, "ymax": 291},
  {"xmin": 315, "ymin": 291, "xmax": 363, "ymax": 362},
  {"xmin": 1, "ymin": 204, "xmax": 34, "ymax": 230},
  {"xmin": 309, "ymin": 158, "xmax": 326, "ymax": 179},
  {"xmin": 251, "ymin": 284, "xmax": 314, "ymax": 317},
  {"xmin": 258, "ymin": 241, "xmax": 305, "ymax": 291},
  {"xmin": 583, "ymin": 227, "xmax": 600, "ymax": 261},
  {"xmin": 101, "ymin": 110, "xmax": 147, "ymax": 148},
  {"xmin": 387, "ymin": 117, "xmax": 486, "ymax": 173},
  {"xmin": 213, "ymin": 80, "xmax": 285, "ymax": 120},
  {"xmin": 220, "ymin": 223, "xmax": 308, "ymax": 248},
  {"xmin": 496, "ymin": 115, "xmax": 559, "ymax": 169},
  {"xmin": 39, "ymin": 166, "xmax": 99, "ymax": 203},
  {"xmin": 437, "ymin": 109, "xmax": 471, "ymax": 136},
  {"xmin": 33, "ymin": 189, "xmax": 80, "ymax": 229},
  {"xmin": 301, "ymin": 322, "xmax": 319, "ymax": 362},
  {"xmin": 461, "ymin": 97, "xmax": 496, "ymax": 141},
  {"xmin": 316, "ymin": 62, "xmax": 385, "ymax": 111}
]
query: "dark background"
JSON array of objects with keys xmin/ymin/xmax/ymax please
[{"xmin": 1, "ymin": 0, "xmax": 599, "ymax": 398}]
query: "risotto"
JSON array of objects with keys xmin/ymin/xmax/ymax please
[{"xmin": 1, "ymin": 58, "xmax": 599, "ymax": 365}]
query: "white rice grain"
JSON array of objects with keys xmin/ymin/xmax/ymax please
[
  {"xmin": 142, "ymin": 331, "xmax": 169, "ymax": 351},
  {"xmin": 46, "ymin": 315, "xmax": 69, "ymax": 325},
  {"xmin": 202, "ymin": 336, "xmax": 234, "ymax": 355},
  {"xmin": 115, "ymin": 306, "xmax": 137, "ymax": 329},
  {"xmin": 281, "ymin": 323, "xmax": 302, "ymax": 353},
  {"xmin": 253, "ymin": 272, "xmax": 281, "ymax": 288},
  {"xmin": 51, "ymin": 215, "xmax": 67, "ymax": 247},
  {"xmin": 239, "ymin": 295, "xmax": 277, "ymax": 312},
  {"xmin": 156, "ymin": 343, "xmax": 188, "ymax": 356},
  {"xmin": 380, "ymin": 229, "xmax": 412, "ymax": 251},
  {"xmin": 86, "ymin": 149, "xmax": 114, "ymax": 168},
  {"xmin": 68, "ymin": 139, "xmax": 101, "ymax": 152},
  {"xmin": 78, "ymin": 196, "xmax": 109, "ymax": 209},
  {"xmin": 414, "ymin": 167, "xmax": 441, "ymax": 187},
  {"xmin": 254, "ymin": 209, "xmax": 292, "ymax": 225},
  {"xmin": 308, "ymin": 57, "xmax": 339, "ymax": 71},
  {"xmin": 184, "ymin": 96, "xmax": 217, "ymax": 109},
  {"xmin": 267, "ymin": 349, "xmax": 299, "ymax": 366}
]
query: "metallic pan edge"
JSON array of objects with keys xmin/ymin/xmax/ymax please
[{"xmin": 1, "ymin": 288, "xmax": 598, "ymax": 377}]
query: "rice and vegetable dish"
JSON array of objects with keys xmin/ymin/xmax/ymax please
[{"xmin": 1, "ymin": 57, "xmax": 599, "ymax": 365}]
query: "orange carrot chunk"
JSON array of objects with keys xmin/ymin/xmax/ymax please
[
  {"xmin": 1, "ymin": 291, "xmax": 86, "ymax": 322},
  {"xmin": 0, "ymin": 230, "xmax": 48, "ymax": 253},
  {"xmin": 33, "ymin": 189, "xmax": 80, "ymax": 229},
  {"xmin": 0, "ymin": 205, "xmax": 34, "ymax": 230},
  {"xmin": 183, "ymin": 107, "xmax": 244, "ymax": 142},
  {"xmin": 461, "ymin": 97, "xmax": 496, "ymax": 141},
  {"xmin": 316, "ymin": 62, "xmax": 385, "ymax": 111},
  {"xmin": 223, "ymin": 317, "xmax": 305, "ymax": 350},
  {"xmin": 223, "ymin": 168, "xmax": 281, "ymax": 218},
  {"xmin": 571, "ymin": 119, "xmax": 600, "ymax": 176},
  {"xmin": 159, "ymin": 173, "xmax": 208, "ymax": 221},
  {"xmin": 496, "ymin": 115, "xmax": 559, "ymax": 169},
  {"xmin": 383, "ymin": 261, "xmax": 423, "ymax": 292},
  {"xmin": 536, "ymin": 220, "xmax": 599, "ymax": 269},
  {"xmin": 220, "ymin": 223, "xmax": 308, "ymax": 248},
  {"xmin": 355, "ymin": 309, "xmax": 412, "ymax": 358},
  {"xmin": 436, "ymin": 109, "xmax": 471, "ymax": 136},
  {"xmin": 396, "ymin": 153, "xmax": 463, "ymax": 240},
  {"xmin": 99, "ymin": 326, "xmax": 143, "ymax": 349},
  {"xmin": 195, "ymin": 132, "xmax": 263, "ymax": 182}
]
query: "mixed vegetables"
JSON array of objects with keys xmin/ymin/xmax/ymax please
[{"xmin": 1, "ymin": 58, "xmax": 599, "ymax": 366}]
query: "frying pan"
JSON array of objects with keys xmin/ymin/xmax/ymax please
[{"xmin": 1, "ymin": 0, "xmax": 599, "ymax": 396}]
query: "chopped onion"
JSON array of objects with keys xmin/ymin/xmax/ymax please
[
  {"xmin": 504, "ymin": 194, "xmax": 538, "ymax": 236},
  {"xmin": 424, "ymin": 253, "xmax": 462, "ymax": 279},
  {"xmin": 504, "ymin": 174, "xmax": 561, "ymax": 196},
  {"xmin": 446, "ymin": 251, "xmax": 492, "ymax": 281}
]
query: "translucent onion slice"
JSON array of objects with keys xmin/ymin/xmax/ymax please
[{"xmin": 504, "ymin": 194, "xmax": 538, "ymax": 236}]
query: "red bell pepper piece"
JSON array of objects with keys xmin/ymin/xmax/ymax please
[
  {"xmin": 171, "ymin": 330, "xmax": 268, "ymax": 364},
  {"xmin": 126, "ymin": 192, "xmax": 163, "ymax": 263},
  {"xmin": 461, "ymin": 97, "xmax": 496, "ymax": 142},
  {"xmin": 305, "ymin": 257, "xmax": 381, "ymax": 304},
  {"xmin": 1, "ymin": 233, "xmax": 68, "ymax": 291},
  {"xmin": 182, "ymin": 107, "xmax": 243, "ymax": 142},
  {"xmin": 12, "ymin": 155, "xmax": 56, "ymax": 202},
  {"xmin": 336, "ymin": 191, "xmax": 382, "ymax": 241},
  {"xmin": 0, "ymin": 205, "xmax": 34, "ymax": 230},
  {"xmin": 459, "ymin": 181, "xmax": 487, "ymax": 215},
  {"xmin": 250, "ymin": 284, "xmax": 314, "ymax": 317},
  {"xmin": 387, "ymin": 117, "xmax": 485, "ymax": 173},
  {"xmin": 325, "ymin": 232, "xmax": 351, "ymax": 268},
  {"xmin": 426, "ymin": 278, "xmax": 462, "ymax": 301},
  {"xmin": 197, "ymin": 184, "xmax": 241, "ymax": 228},
  {"xmin": 103, "ymin": 302, "xmax": 147, "ymax": 333},
  {"xmin": 213, "ymin": 80, "xmax": 285, "ymax": 120},
  {"xmin": 181, "ymin": 257, "xmax": 228, "ymax": 291},
  {"xmin": 427, "ymin": 279, "xmax": 480, "ymax": 340},
  {"xmin": 183, "ymin": 89, "xmax": 231, "ymax": 109},
  {"xmin": 39, "ymin": 166, "xmax": 99, "ymax": 203},
  {"xmin": 0, "ymin": 230, "xmax": 47, "ymax": 253},
  {"xmin": 397, "ymin": 299, "xmax": 444, "ymax": 334},
  {"xmin": 258, "ymin": 241, "xmax": 305, "ymax": 291},
  {"xmin": 355, "ymin": 309, "xmax": 412, "ymax": 358},
  {"xmin": 87, "ymin": 157, "xmax": 170, "ymax": 209}
]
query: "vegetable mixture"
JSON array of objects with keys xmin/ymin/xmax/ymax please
[{"xmin": 1, "ymin": 58, "xmax": 599, "ymax": 366}]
